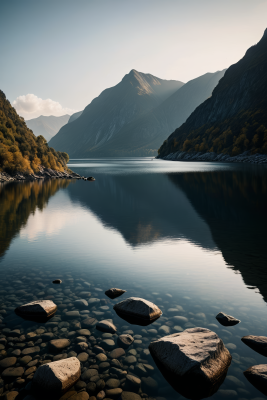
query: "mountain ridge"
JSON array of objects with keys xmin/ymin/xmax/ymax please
[{"xmin": 26, "ymin": 114, "xmax": 70, "ymax": 142}]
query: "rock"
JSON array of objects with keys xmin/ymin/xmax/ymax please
[
  {"xmin": 21, "ymin": 347, "xmax": 40, "ymax": 356},
  {"xmin": 141, "ymin": 377, "xmax": 158, "ymax": 394},
  {"xmin": 105, "ymin": 288, "xmax": 126, "ymax": 299},
  {"xmin": 32, "ymin": 357, "xmax": 81, "ymax": 395},
  {"xmin": 244, "ymin": 364, "xmax": 267, "ymax": 395},
  {"xmin": 241, "ymin": 335, "xmax": 267, "ymax": 356},
  {"xmin": 106, "ymin": 379, "xmax": 120, "ymax": 389},
  {"xmin": 149, "ymin": 327, "xmax": 232, "ymax": 399},
  {"xmin": 82, "ymin": 317, "xmax": 97, "ymax": 328},
  {"xmin": 98, "ymin": 362, "xmax": 110, "ymax": 371},
  {"xmin": 96, "ymin": 353, "xmax": 107, "ymax": 362},
  {"xmin": 113, "ymin": 297, "xmax": 162, "ymax": 326},
  {"xmin": 216, "ymin": 312, "xmax": 240, "ymax": 326},
  {"xmin": 15, "ymin": 300, "xmax": 57, "ymax": 321},
  {"xmin": 42, "ymin": 332, "xmax": 55, "ymax": 341},
  {"xmin": 3, "ymin": 392, "xmax": 19, "ymax": 400},
  {"xmin": 93, "ymin": 345, "xmax": 105, "ymax": 354},
  {"xmin": 2, "ymin": 367, "xmax": 24, "ymax": 377},
  {"xmin": 50, "ymin": 339, "xmax": 71, "ymax": 351},
  {"xmin": 158, "ymin": 325, "xmax": 171, "ymax": 335},
  {"xmin": 77, "ymin": 329, "xmax": 91, "ymax": 337},
  {"xmin": 65, "ymin": 311, "xmax": 81, "ymax": 319},
  {"xmin": 120, "ymin": 392, "xmax": 141, "ymax": 400},
  {"xmin": 20, "ymin": 356, "xmax": 32, "ymax": 366},
  {"xmin": 86, "ymin": 381, "xmax": 96, "ymax": 393},
  {"xmin": 69, "ymin": 393, "xmax": 89, "ymax": 400},
  {"xmin": 0, "ymin": 357, "xmax": 17, "ymax": 369},
  {"xmin": 117, "ymin": 334, "xmax": 134, "ymax": 349},
  {"xmin": 125, "ymin": 374, "xmax": 141, "ymax": 388},
  {"xmin": 105, "ymin": 388, "xmax": 122, "ymax": 398},
  {"xmin": 124, "ymin": 356, "xmax": 137, "ymax": 364},
  {"xmin": 53, "ymin": 279, "xmax": 62, "ymax": 284},
  {"xmin": 87, "ymin": 177, "xmax": 95, "ymax": 181},
  {"xmin": 81, "ymin": 368, "xmax": 98, "ymax": 381},
  {"xmin": 109, "ymin": 348, "xmax": 125, "ymax": 359},
  {"xmin": 75, "ymin": 380, "xmax": 87, "ymax": 390},
  {"xmin": 100, "ymin": 339, "xmax": 115, "ymax": 351},
  {"xmin": 77, "ymin": 352, "xmax": 89, "ymax": 362},
  {"xmin": 96, "ymin": 379, "xmax": 105, "ymax": 390},
  {"xmin": 96, "ymin": 320, "xmax": 117, "ymax": 334},
  {"xmin": 74, "ymin": 299, "xmax": 88, "ymax": 309}
]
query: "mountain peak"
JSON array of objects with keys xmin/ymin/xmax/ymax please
[{"xmin": 264, "ymin": 28, "xmax": 267, "ymax": 38}]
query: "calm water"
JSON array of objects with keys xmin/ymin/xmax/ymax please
[{"xmin": 1, "ymin": 158, "xmax": 267, "ymax": 400}]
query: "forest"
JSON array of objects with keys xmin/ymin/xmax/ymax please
[{"xmin": 0, "ymin": 90, "xmax": 69, "ymax": 173}]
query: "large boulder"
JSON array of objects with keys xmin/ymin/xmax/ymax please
[
  {"xmin": 244, "ymin": 364, "xmax": 267, "ymax": 396},
  {"xmin": 241, "ymin": 335, "xmax": 267, "ymax": 356},
  {"xmin": 105, "ymin": 288, "xmax": 126, "ymax": 299},
  {"xmin": 149, "ymin": 327, "xmax": 231, "ymax": 399},
  {"xmin": 113, "ymin": 297, "xmax": 162, "ymax": 326},
  {"xmin": 216, "ymin": 312, "xmax": 240, "ymax": 326},
  {"xmin": 32, "ymin": 357, "xmax": 81, "ymax": 395},
  {"xmin": 15, "ymin": 300, "xmax": 57, "ymax": 321}
]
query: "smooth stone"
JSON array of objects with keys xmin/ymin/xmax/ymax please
[
  {"xmin": 96, "ymin": 390, "xmax": 105, "ymax": 400},
  {"xmin": 53, "ymin": 354, "xmax": 68, "ymax": 362},
  {"xmin": 77, "ymin": 352, "xmax": 89, "ymax": 362},
  {"xmin": 134, "ymin": 363, "xmax": 147, "ymax": 376},
  {"xmin": 25, "ymin": 366, "xmax": 37, "ymax": 376},
  {"xmin": 0, "ymin": 357, "xmax": 17, "ymax": 368},
  {"xmin": 98, "ymin": 362, "xmax": 110, "ymax": 371},
  {"xmin": 106, "ymin": 378, "xmax": 120, "ymax": 388},
  {"xmin": 15, "ymin": 300, "xmax": 57, "ymax": 319},
  {"xmin": 67, "ymin": 392, "xmax": 89, "ymax": 400},
  {"xmin": 74, "ymin": 299, "xmax": 88, "ymax": 309},
  {"xmin": 41, "ymin": 332, "xmax": 54, "ymax": 341},
  {"xmin": 82, "ymin": 317, "xmax": 97, "ymax": 328},
  {"xmin": 3, "ymin": 391, "xmax": 19, "ymax": 400},
  {"xmin": 117, "ymin": 335, "xmax": 134, "ymax": 349},
  {"xmin": 105, "ymin": 288, "xmax": 126, "ymax": 300},
  {"xmin": 2, "ymin": 367, "xmax": 24, "ymax": 377},
  {"xmin": 244, "ymin": 364, "xmax": 267, "ymax": 396},
  {"xmin": 81, "ymin": 368, "xmax": 98, "ymax": 381},
  {"xmin": 50, "ymin": 339, "xmax": 71, "ymax": 351},
  {"xmin": 20, "ymin": 356, "xmax": 32, "ymax": 366},
  {"xmin": 172, "ymin": 316, "xmax": 188, "ymax": 323},
  {"xmin": 124, "ymin": 356, "xmax": 137, "ymax": 364},
  {"xmin": 216, "ymin": 312, "xmax": 240, "ymax": 326},
  {"xmin": 109, "ymin": 348, "xmax": 125, "ymax": 359},
  {"xmin": 113, "ymin": 297, "xmax": 162, "ymax": 325},
  {"xmin": 96, "ymin": 354, "xmax": 107, "ymax": 362},
  {"xmin": 86, "ymin": 381, "xmax": 96, "ymax": 393},
  {"xmin": 105, "ymin": 388, "xmax": 122, "ymax": 398},
  {"xmin": 100, "ymin": 339, "xmax": 115, "ymax": 350},
  {"xmin": 96, "ymin": 379, "xmax": 105, "ymax": 390},
  {"xmin": 65, "ymin": 311, "xmax": 81, "ymax": 318},
  {"xmin": 120, "ymin": 392, "xmax": 141, "ymax": 400},
  {"xmin": 32, "ymin": 357, "xmax": 81, "ymax": 394},
  {"xmin": 241, "ymin": 335, "xmax": 267, "ymax": 356},
  {"xmin": 110, "ymin": 367, "xmax": 127, "ymax": 377},
  {"xmin": 21, "ymin": 347, "xmax": 40, "ymax": 356},
  {"xmin": 88, "ymin": 298, "xmax": 100, "ymax": 306},
  {"xmin": 141, "ymin": 377, "xmax": 158, "ymax": 394},
  {"xmin": 75, "ymin": 380, "xmax": 87, "ymax": 390},
  {"xmin": 96, "ymin": 320, "xmax": 117, "ymax": 334},
  {"xmin": 77, "ymin": 329, "xmax": 91, "ymax": 337},
  {"xmin": 125, "ymin": 374, "xmax": 141, "ymax": 387},
  {"xmin": 93, "ymin": 346, "xmax": 105, "ymax": 354},
  {"xmin": 158, "ymin": 325, "xmax": 171, "ymax": 335},
  {"xmin": 53, "ymin": 280, "xmax": 62, "ymax": 284},
  {"xmin": 149, "ymin": 327, "xmax": 232, "ymax": 399}
]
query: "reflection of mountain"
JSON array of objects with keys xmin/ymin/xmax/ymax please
[
  {"xmin": 67, "ymin": 173, "xmax": 215, "ymax": 249},
  {"xmin": 0, "ymin": 180, "xmax": 70, "ymax": 259},
  {"xmin": 168, "ymin": 168, "xmax": 267, "ymax": 301}
]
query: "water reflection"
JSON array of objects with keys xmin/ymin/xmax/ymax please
[{"xmin": 0, "ymin": 180, "xmax": 71, "ymax": 259}]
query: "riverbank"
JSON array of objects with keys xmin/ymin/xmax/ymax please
[
  {"xmin": 0, "ymin": 166, "xmax": 81, "ymax": 183},
  {"xmin": 157, "ymin": 151, "xmax": 267, "ymax": 164}
]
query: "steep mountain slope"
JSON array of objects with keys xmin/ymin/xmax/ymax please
[
  {"xmin": 49, "ymin": 70, "xmax": 184, "ymax": 157},
  {"xmin": 94, "ymin": 70, "xmax": 225, "ymax": 156},
  {"xmin": 26, "ymin": 114, "xmax": 70, "ymax": 142},
  {"xmin": 68, "ymin": 111, "xmax": 83, "ymax": 124},
  {"xmin": 158, "ymin": 29, "xmax": 267, "ymax": 157},
  {"xmin": 0, "ymin": 90, "xmax": 69, "ymax": 173}
]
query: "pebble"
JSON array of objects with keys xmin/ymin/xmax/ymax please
[{"xmin": 0, "ymin": 357, "xmax": 17, "ymax": 368}]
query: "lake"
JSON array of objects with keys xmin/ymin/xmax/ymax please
[{"xmin": 1, "ymin": 158, "xmax": 267, "ymax": 400}]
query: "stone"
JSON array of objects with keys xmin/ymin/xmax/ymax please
[
  {"xmin": 96, "ymin": 320, "xmax": 117, "ymax": 334},
  {"xmin": 65, "ymin": 311, "xmax": 81, "ymax": 319},
  {"xmin": 96, "ymin": 390, "xmax": 105, "ymax": 400},
  {"xmin": 15, "ymin": 300, "xmax": 57, "ymax": 320},
  {"xmin": 2, "ymin": 367, "xmax": 24, "ymax": 377},
  {"xmin": 96, "ymin": 379, "xmax": 105, "ymax": 390},
  {"xmin": 241, "ymin": 335, "xmax": 267, "ymax": 356},
  {"xmin": 42, "ymin": 332, "xmax": 55, "ymax": 341},
  {"xmin": 105, "ymin": 288, "xmax": 126, "ymax": 299},
  {"xmin": 77, "ymin": 329, "xmax": 91, "ymax": 337},
  {"xmin": 158, "ymin": 325, "xmax": 171, "ymax": 335},
  {"xmin": 100, "ymin": 339, "xmax": 115, "ymax": 351},
  {"xmin": 50, "ymin": 339, "xmax": 71, "ymax": 351},
  {"xmin": 121, "ymin": 392, "xmax": 141, "ymax": 400},
  {"xmin": 216, "ymin": 312, "xmax": 240, "ymax": 326},
  {"xmin": 75, "ymin": 380, "xmax": 87, "ymax": 390},
  {"xmin": 141, "ymin": 377, "xmax": 158, "ymax": 394},
  {"xmin": 20, "ymin": 356, "xmax": 32, "ymax": 366},
  {"xmin": 113, "ymin": 297, "xmax": 162, "ymax": 325},
  {"xmin": 98, "ymin": 362, "xmax": 110, "ymax": 371},
  {"xmin": 0, "ymin": 357, "xmax": 17, "ymax": 368},
  {"xmin": 124, "ymin": 356, "xmax": 137, "ymax": 364},
  {"xmin": 96, "ymin": 353, "xmax": 107, "ymax": 362},
  {"xmin": 117, "ymin": 334, "xmax": 134, "ymax": 349},
  {"xmin": 69, "ymin": 393, "xmax": 89, "ymax": 400},
  {"xmin": 21, "ymin": 347, "xmax": 40, "ymax": 356},
  {"xmin": 82, "ymin": 317, "xmax": 97, "ymax": 328},
  {"xmin": 53, "ymin": 280, "xmax": 62, "ymax": 284},
  {"xmin": 125, "ymin": 374, "xmax": 141, "ymax": 387},
  {"xmin": 149, "ymin": 327, "xmax": 232, "ymax": 399},
  {"xmin": 106, "ymin": 378, "xmax": 120, "ymax": 389},
  {"xmin": 105, "ymin": 388, "xmax": 122, "ymax": 398},
  {"xmin": 74, "ymin": 299, "xmax": 88, "ymax": 309},
  {"xmin": 86, "ymin": 381, "xmax": 96, "ymax": 393},
  {"xmin": 81, "ymin": 368, "xmax": 98, "ymax": 381},
  {"xmin": 93, "ymin": 345, "xmax": 105, "ymax": 354},
  {"xmin": 244, "ymin": 364, "xmax": 267, "ymax": 395},
  {"xmin": 77, "ymin": 352, "xmax": 89, "ymax": 362},
  {"xmin": 25, "ymin": 366, "xmax": 37, "ymax": 376},
  {"xmin": 109, "ymin": 348, "xmax": 125, "ymax": 359},
  {"xmin": 3, "ymin": 392, "xmax": 19, "ymax": 400},
  {"xmin": 32, "ymin": 357, "xmax": 81, "ymax": 395}
]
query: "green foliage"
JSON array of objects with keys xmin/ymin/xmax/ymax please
[{"xmin": 0, "ymin": 90, "xmax": 70, "ymax": 173}]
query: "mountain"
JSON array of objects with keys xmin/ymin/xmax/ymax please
[
  {"xmin": 93, "ymin": 70, "xmax": 225, "ymax": 156},
  {"xmin": 0, "ymin": 90, "xmax": 69, "ymax": 173},
  {"xmin": 49, "ymin": 70, "xmax": 184, "ymax": 157},
  {"xmin": 26, "ymin": 114, "xmax": 70, "ymax": 142},
  {"xmin": 68, "ymin": 111, "xmax": 83, "ymax": 124},
  {"xmin": 158, "ymin": 29, "xmax": 267, "ymax": 158}
]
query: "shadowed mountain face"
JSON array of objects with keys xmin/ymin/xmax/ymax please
[
  {"xmin": 26, "ymin": 115, "xmax": 70, "ymax": 142},
  {"xmin": 49, "ymin": 70, "xmax": 184, "ymax": 157},
  {"xmin": 68, "ymin": 111, "xmax": 83, "ymax": 124},
  {"xmin": 168, "ymin": 168, "xmax": 267, "ymax": 302},
  {"xmin": 0, "ymin": 179, "xmax": 70, "ymax": 259},
  {"xmin": 159, "ymin": 28, "xmax": 267, "ymax": 157}
]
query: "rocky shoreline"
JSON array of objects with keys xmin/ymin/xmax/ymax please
[
  {"xmin": 157, "ymin": 150, "xmax": 267, "ymax": 164},
  {"xmin": 0, "ymin": 166, "xmax": 82, "ymax": 183}
]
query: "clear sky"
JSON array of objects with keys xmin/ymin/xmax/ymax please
[{"xmin": 1, "ymin": 0, "xmax": 266, "ymax": 119}]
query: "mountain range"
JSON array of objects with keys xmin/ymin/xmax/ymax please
[
  {"xmin": 26, "ymin": 114, "xmax": 71, "ymax": 142},
  {"xmin": 158, "ymin": 28, "xmax": 267, "ymax": 158}
]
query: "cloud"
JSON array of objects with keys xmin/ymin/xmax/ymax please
[{"xmin": 12, "ymin": 94, "xmax": 77, "ymax": 119}]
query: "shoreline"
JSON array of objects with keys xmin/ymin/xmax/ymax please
[
  {"xmin": 0, "ymin": 166, "xmax": 81, "ymax": 183},
  {"xmin": 157, "ymin": 151, "xmax": 267, "ymax": 164}
]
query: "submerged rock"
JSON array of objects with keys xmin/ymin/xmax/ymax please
[
  {"xmin": 52, "ymin": 279, "xmax": 62, "ymax": 284},
  {"xmin": 216, "ymin": 312, "xmax": 240, "ymax": 326},
  {"xmin": 15, "ymin": 300, "xmax": 57, "ymax": 321},
  {"xmin": 244, "ymin": 364, "xmax": 267, "ymax": 395},
  {"xmin": 32, "ymin": 357, "xmax": 81, "ymax": 395},
  {"xmin": 117, "ymin": 334, "xmax": 134, "ymax": 349},
  {"xmin": 113, "ymin": 297, "xmax": 162, "ymax": 326},
  {"xmin": 87, "ymin": 177, "xmax": 95, "ymax": 181},
  {"xmin": 149, "ymin": 327, "xmax": 231, "ymax": 399},
  {"xmin": 105, "ymin": 288, "xmax": 126, "ymax": 299},
  {"xmin": 49, "ymin": 339, "xmax": 71, "ymax": 351},
  {"xmin": 96, "ymin": 320, "xmax": 117, "ymax": 334},
  {"xmin": 241, "ymin": 335, "xmax": 267, "ymax": 356}
]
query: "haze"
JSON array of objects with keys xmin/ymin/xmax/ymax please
[{"xmin": 1, "ymin": 0, "xmax": 266, "ymax": 118}]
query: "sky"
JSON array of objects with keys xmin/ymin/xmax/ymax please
[{"xmin": 1, "ymin": 0, "xmax": 266, "ymax": 119}]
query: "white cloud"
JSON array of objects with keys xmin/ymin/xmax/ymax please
[{"xmin": 12, "ymin": 94, "xmax": 77, "ymax": 119}]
